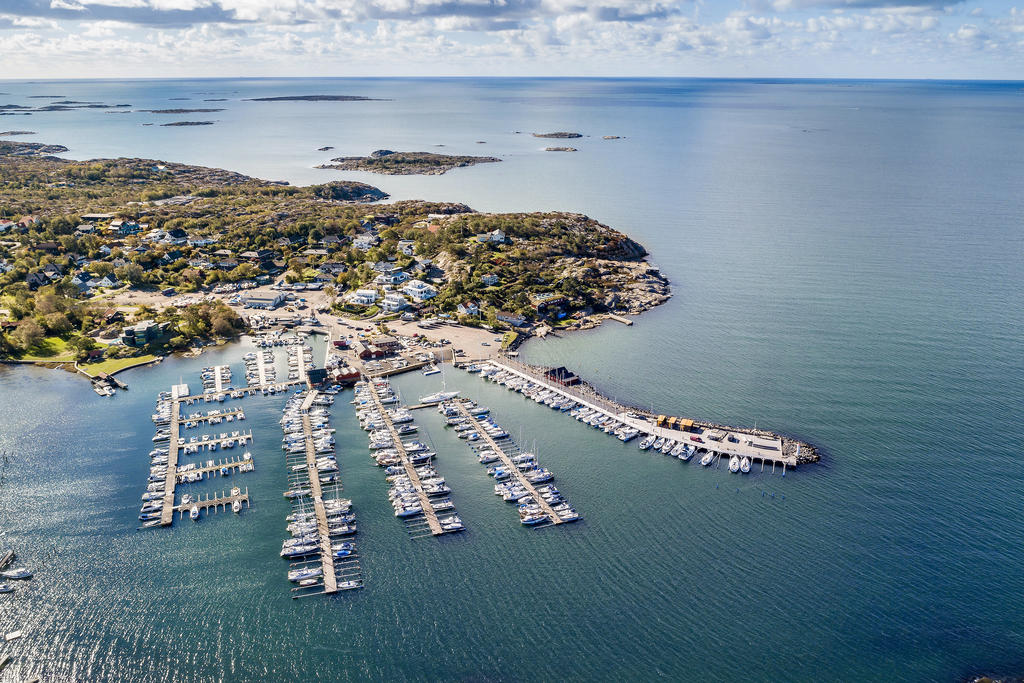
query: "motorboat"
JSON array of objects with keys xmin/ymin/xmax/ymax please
[
  {"xmin": 189, "ymin": 505, "xmax": 200, "ymax": 521},
  {"xmin": 1, "ymin": 568, "xmax": 32, "ymax": 580},
  {"xmin": 700, "ymin": 452, "xmax": 714, "ymax": 466},
  {"xmin": 638, "ymin": 435, "xmax": 656, "ymax": 450}
]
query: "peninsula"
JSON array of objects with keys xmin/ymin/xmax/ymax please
[
  {"xmin": 0, "ymin": 140, "xmax": 667, "ymax": 374},
  {"xmin": 247, "ymin": 95, "xmax": 385, "ymax": 102},
  {"xmin": 316, "ymin": 150, "xmax": 501, "ymax": 175}
]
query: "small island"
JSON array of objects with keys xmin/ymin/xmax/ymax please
[
  {"xmin": 534, "ymin": 132, "xmax": 583, "ymax": 138},
  {"xmin": 0, "ymin": 140, "xmax": 68, "ymax": 156},
  {"xmin": 317, "ymin": 146, "xmax": 334, "ymax": 151},
  {"xmin": 160, "ymin": 121, "xmax": 215, "ymax": 127},
  {"xmin": 316, "ymin": 149, "xmax": 501, "ymax": 175},
  {"xmin": 143, "ymin": 108, "xmax": 225, "ymax": 114},
  {"xmin": 0, "ymin": 130, "xmax": 36, "ymax": 136},
  {"xmin": 545, "ymin": 147, "xmax": 577, "ymax": 152},
  {"xmin": 603, "ymin": 135, "xmax": 622, "ymax": 140},
  {"xmin": 247, "ymin": 95, "xmax": 384, "ymax": 102}
]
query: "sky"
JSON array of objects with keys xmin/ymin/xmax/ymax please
[{"xmin": 0, "ymin": 0, "xmax": 1022, "ymax": 78}]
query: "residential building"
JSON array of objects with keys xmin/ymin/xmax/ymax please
[
  {"xmin": 243, "ymin": 292, "xmax": 285, "ymax": 310},
  {"xmin": 121, "ymin": 320, "xmax": 163, "ymax": 347},
  {"xmin": 380, "ymin": 293, "xmax": 407, "ymax": 312},
  {"xmin": 481, "ymin": 273, "xmax": 500, "ymax": 286},
  {"xmin": 402, "ymin": 279, "xmax": 438, "ymax": 302},
  {"xmin": 345, "ymin": 289, "xmax": 378, "ymax": 306},
  {"xmin": 496, "ymin": 310, "xmax": 527, "ymax": 327},
  {"xmin": 397, "ymin": 239, "xmax": 416, "ymax": 256},
  {"xmin": 457, "ymin": 300, "xmax": 479, "ymax": 317}
]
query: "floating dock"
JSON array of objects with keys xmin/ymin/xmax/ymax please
[
  {"xmin": 365, "ymin": 388, "xmax": 444, "ymax": 536},
  {"xmin": 452, "ymin": 401, "xmax": 566, "ymax": 525},
  {"xmin": 173, "ymin": 488, "xmax": 249, "ymax": 519}
]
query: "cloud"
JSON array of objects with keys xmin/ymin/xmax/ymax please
[{"xmin": 4, "ymin": 0, "xmax": 247, "ymax": 26}]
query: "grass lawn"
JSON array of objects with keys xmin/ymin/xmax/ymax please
[
  {"xmin": 18, "ymin": 335, "xmax": 75, "ymax": 362},
  {"xmin": 82, "ymin": 354, "xmax": 158, "ymax": 376}
]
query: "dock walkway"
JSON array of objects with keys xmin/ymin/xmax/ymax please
[
  {"xmin": 300, "ymin": 393, "xmax": 337, "ymax": 593},
  {"xmin": 453, "ymin": 400, "xmax": 564, "ymax": 525},
  {"xmin": 173, "ymin": 488, "xmax": 249, "ymax": 519},
  {"xmin": 180, "ymin": 408, "xmax": 245, "ymax": 425},
  {"xmin": 366, "ymin": 389, "xmax": 444, "ymax": 535}
]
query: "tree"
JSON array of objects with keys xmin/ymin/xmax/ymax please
[
  {"xmin": 114, "ymin": 263, "xmax": 145, "ymax": 286},
  {"xmin": 12, "ymin": 319, "xmax": 44, "ymax": 350}
]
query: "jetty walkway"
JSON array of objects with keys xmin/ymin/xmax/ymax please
[
  {"xmin": 452, "ymin": 400, "xmax": 564, "ymax": 525},
  {"xmin": 365, "ymin": 388, "xmax": 443, "ymax": 536}
]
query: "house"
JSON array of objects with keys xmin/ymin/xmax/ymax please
[
  {"xmin": 531, "ymin": 293, "xmax": 568, "ymax": 314},
  {"xmin": 353, "ymin": 234, "xmax": 379, "ymax": 251},
  {"xmin": 213, "ymin": 248, "xmax": 233, "ymax": 257},
  {"xmin": 319, "ymin": 262, "xmax": 348, "ymax": 276},
  {"xmin": 158, "ymin": 250, "xmax": 183, "ymax": 266},
  {"xmin": 101, "ymin": 309, "xmax": 125, "ymax": 324},
  {"xmin": 36, "ymin": 241, "xmax": 59, "ymax": 254},
  {"xmin": 25, "ymin": 272, "xmax": 49, "ymax": 290},
  {"xmin": 496, "ymin": 310, "xmax": 527, "ymax": 327},
  {"xmin": 402, "ymin": 279, "xmax": 438, "ymax": 302},
  {"xmin": 0, "ymin": 259, "xmax": 10, "ymax": 274},
  {"xmin": 374, "ymin": 270, "xmax": 408, "ymax": 286},
  {"xmin": 544, "ymin": 366, "xmax": 581, "ymax": 386},
  {"xmin": 217, "ymin": 258, "xmax": 240, "ymax": 271},
  {"xmin": 320, "ymin": 234, "xmax": 344, "ymax": 249},
  {"xmin": 345, "ymin": 289, "xmax": 378, "ymax": 306},
  {"xmin": 0, "ymin": 221, "xmax": 15, "ymax": 234},
  {"xmin": 457, "ymin": 300, "xmax": 479, "ymax": 317},
  {"xmin": 94, "ymin": 274, "xmax": 120, "ymax": 289},
  {"xmin": 380, "ymin": 293, "xmax": 407, "ymax": 312},
  {"xmin": 79, "ymin": 213, "xmax": 115, "ymax": 222},
  {"xmin": 109, "ymin": 219, "xmax": 143, "ymax": 236},
  {"xmin": 481, "ymin": 273, "xmax": 500, "ymax": 286},
  {"xmin": 397, "ymin": 239, "xmax": 416, "ymax": 256},
  {"xmin": 74, "ymin": 223, "xmax": 96, "ymax": 235},
  {"xmin": 41, "ymin": 263, "xmax": 64, "ymax": 281},
  {"xmin": 187, "ymin": 236, "xmax": 217, "ymax": 247},
  {"xmin": 474, "ymin": 229, "xmax": 507, "ymax": 244},
  {"xmin": 121, "ymin": 319, "xmax": 162, "ymax": 347},
  {"xmin": 276, "ymin": 236, "xmax": 303, "ymax": 248},
  {"xmin": 371, "ymin": 261, "xmax": 396, "ymax": 273},
  {"xmin": 166, "ymin": 228, "xmax": 189, "ymax": 245},
  {"xmin": 242, "ymin": 292, "xmax": 285, "ymax": 310},
  {"xmin": 303, "ymin": 248, "xmax": 329, "ymax": 258},
  {"xmin": 18, "ymin": 215, "xmax": 41, "ymax": 229}
]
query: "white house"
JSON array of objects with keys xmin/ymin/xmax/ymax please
[
  {"xmin": 353, "ymin": 234, "xmax": 380, "ymax": 251},
  {"xmin": 0, "ymin": 221, "xmax": 15, "ymax": 234},
  {"xmin": 481, "ymin": 273, "xmax": 500, "ymax": 286},
  {"xmin": 345, "ymin": 288, "xmax": 378, "ymax": 306},
  {"xmin": 374, "ymin": 270, "xmax": 408, "ymax": 286},
  {"xmin": 457, "ymin": 301, "xmax": 479, "ymax": 317},
  {"xmin": 402, "ymin": 279, "xmax": 438, "ymax": 302},
  {"xmin": 188, "ymin": 236, "xmax": 218, "ymax": 247},
  {"xmin": 397, "ymin": 239, "xmax": 416, "ymax": 256},
  {"xmin": 381, "ymin": 293, "xmax": 408, "ymax": 312}
]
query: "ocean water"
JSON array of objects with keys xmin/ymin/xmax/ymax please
[{"xmin": 1, "ymin": 78, "xmax": 1023, "ymax": 681}]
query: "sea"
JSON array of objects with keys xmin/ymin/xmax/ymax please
[{"xmin": 0, "ymin": 78, "xmax": 1023, "ymax": 682}]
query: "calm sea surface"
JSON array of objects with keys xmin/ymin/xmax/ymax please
[{"xmin": 0, "ymin": 78, "xmax": 1023, "ymax": 681}]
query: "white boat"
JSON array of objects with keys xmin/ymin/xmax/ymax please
[
  {"xmin": 728, "ymin": 455, "xmax": 740, "ymax": 473},
  {"xmin": 232, "ymin": 499, "xmax": 242, "ymax": 513},
  {"xmin": 638, "ymin": 435, "xmax": 656, "ymax": 450},
  {"xmin": 740, "ymin": 457, "xmax": 751, "ymax": 473},
  {"xmin": 1, "ymin": 568, "xmax": 32, "ymax": 580},
  {"xmin": 700, "ymin": 452, "xmax": 714, "ymax": 466},
  {"xmin": 418, "ymin": 390, "xmax": 460, "ymax": 405},
  {"xmin": 189, "ymin": 505, "xmax": 200, "ymax": 521}
]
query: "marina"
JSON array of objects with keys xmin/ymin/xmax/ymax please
[
  {"xmin": 447, "ymin": 399, "xmax": 580, "ymax": 526},
  {"xmin": 280, "ymin": 389, "xmax": 363, "ymax": 596},
  {"xmin": 477, "ymin": 358, "xmax": 800, "ymax": 470},
  {"xmin": 354, "ymin": 379, "xmax": 464, "ymax": 537}
]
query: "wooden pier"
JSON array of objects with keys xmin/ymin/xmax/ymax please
[
  {"xmin": 366, "ymin": 388, "xmax": 444, "ymax": 536},
  {"xmin": 175, "ymin": 455, "xmax": 253, "ymax": 482},
  {"xmin": 180, "ymin": 407, "xmax": 245, "ymax": 425},
  {"xmin": 173, "ymin": 487, "xmax": 250, "ymax": 519},
  {"xmin": 300, "ymin": 392, "xmax": 337, "ymax": 593},
  {"xmin": 453, "ymin": 400, "xmax": 565, "ymax": 525},
  {"xmin": 158, "ymin": 400, "xmax": 181, "ymax": 525}
]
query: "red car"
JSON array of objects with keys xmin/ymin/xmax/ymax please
[{"xmin": 690, "ymin": 435, "xmax": 703, "ymax": 443}]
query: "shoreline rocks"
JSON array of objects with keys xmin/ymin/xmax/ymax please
[
  {"xmin": 316, "ymin": 150, "xmax": 501, "ymax": 175},
  {"xmin": 534, "ymin": 132, "xmax": 583, "ymax": 138}
]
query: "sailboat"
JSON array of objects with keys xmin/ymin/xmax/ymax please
[
  {"xmin": 728, "ymin": 455, "xmax": 740, "ymax": 473},
  {"xmin": 418, "ymin": 364, "xmax": 459, "ymax": 404},
  {"xmin": 740, "ymin": 457, "xmax": 751, "ymax": 473}
]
